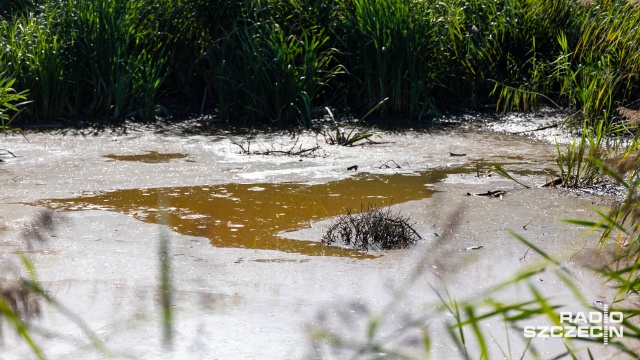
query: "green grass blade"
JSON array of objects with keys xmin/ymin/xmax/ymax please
[
  {"xmin": 508, "ymin": 230, "xmax": 563, "ymax": 268},
  {"xmin": 0, "ymin": 299, "xmax": 46, "ymax": 360}
]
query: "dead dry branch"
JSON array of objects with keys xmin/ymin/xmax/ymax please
[
  {"xmin": 322, "ymin": 204, "xmax": 421, "ymax": 251},
  {"xmin": 230, "ymin": 134, "xmax": 322, "ymax": 157},
  {"xmin": 379, "ymin": 160, "xmax": 402, "ymax": 169},
  {"xmin": 0, "ymin": 280, "xmax": 41, "ymax": 325}
]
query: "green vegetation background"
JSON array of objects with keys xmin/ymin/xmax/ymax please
[{"xmin": 1, "ymin": 0, "xmax": 639, "ymax": 126}]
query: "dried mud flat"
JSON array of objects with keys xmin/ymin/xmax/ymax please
[{"xmin": 0, "ymin": 122, "xmax": 624, "ymax": 359}]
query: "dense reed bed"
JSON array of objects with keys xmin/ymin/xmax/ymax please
[{"xmin": 1, "ymin": 0, "xmax": 640, "ymax": 127}]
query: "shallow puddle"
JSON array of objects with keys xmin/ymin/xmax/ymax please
[
  {"xmin": 103, "ymin": 151, "xmax": 188, "ymax": 163},
  {"xmin": 33, "ymin": 171, "xmax": 453, "ymax": 257}
]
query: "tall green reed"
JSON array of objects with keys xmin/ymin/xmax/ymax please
[
  {"xmin": 436, "ymin": 0, "xmax": 505, "ymax": 107},
  {"xmin": 0, "ymin": 0, "xmax": 194, "ymax": 121},
  {"xmin": 491, "ymin": 0, "xmax": 640, "ymax": 128},
  {"xmin": 202, "ymin": 14, "xmax": 341, "ymax": 126},
  {"xmin": 59, "ymin": 0, "xmax": 172, "ymax": 120},
  {"xmin": 0, "ymin": 11, "xmax": 68, "ymax": 120},
  {"xmin": 480, "ymin": 0, "xmax": 576, "ymax": 111},
  {"xmin": 336, "ymin": 0, "xmax": 438, "ymax": 116},
  {"xmin": 0, "ymin": 74, "xmax": 29, "ymax": 129},
  {"xmin": 3, "ymin": 0, "xmax": 640, "ymax": 127},
  {"xmin": 555, "ymin": 122, "xmax": 606, "ymax": 188},
  {"xmin": 0, "ymin": 0, "xmax": 37, "ymax": 19}
]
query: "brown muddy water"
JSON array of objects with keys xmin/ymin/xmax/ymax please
[{"xmin": 32, "ymin": 171, "xmax": 455, "ymax": 258}]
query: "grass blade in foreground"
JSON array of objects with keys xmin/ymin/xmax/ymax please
[
  {"xmin": 490, "ymin": 163, "xmax": 531, "ymax": 189},
  {"xmin": 0, "ymin": 299, "xmax": 45, "ymax": 360}
]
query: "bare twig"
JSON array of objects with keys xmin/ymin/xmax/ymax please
[
  {"xmin": 467, "ymin": 190, "xmax": 507, "ymax": 198},
  {"xmin": 230, "ymin": 134, "xmax": 322, "ymax": 157},
  {"xmin": 379, "ymin": 160, "xmax": 402, "ymax": 169},
  {"xmin": 513, "ymin": 123, "xmax": 559, "ymax": 134},
  {"xmin": 519, "ymin": 247, "xmax": 531, "ymax": 261},
  {"xmin": 540, "ymin": 177, "xmax": 563, "ymax": 188},
  {"xmin": 522, "ymin": 215, "xmax": 539, "ymax": 230},
  {"xmin": 0, "ymin": 149, "xmax": 16, "ymax": 158}
]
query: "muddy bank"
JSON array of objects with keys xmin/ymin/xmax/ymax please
[{"xmin": 0, "ymin": 125, "xmax": 621, "ymax": 359}]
